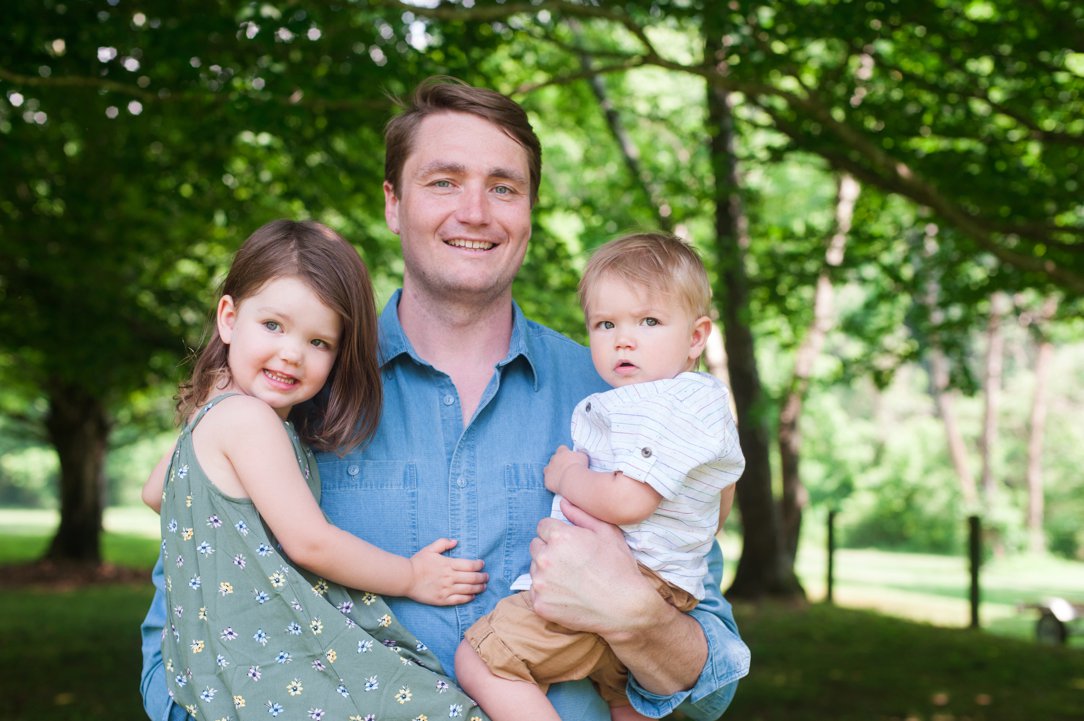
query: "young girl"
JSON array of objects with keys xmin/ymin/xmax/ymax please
[{"xmin": 143, "ymin": 219, "xmax": 488, "ymax": 720}]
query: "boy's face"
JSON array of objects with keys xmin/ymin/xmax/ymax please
[{"xmin": 584, "ymin": 274, "xmax": 711, "ymax": 388}]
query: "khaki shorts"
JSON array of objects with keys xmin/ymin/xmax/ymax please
[{"xmin": 463, "ymin": 564, "xmax": 698, "ymax": 706}]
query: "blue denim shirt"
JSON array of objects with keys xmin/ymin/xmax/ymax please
[{"xmin": 138, "ymin": 290, "xmax": 750, "ymax": 720}]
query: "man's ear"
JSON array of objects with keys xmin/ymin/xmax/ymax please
[
  {"xmin": 688, "ymin": 315, "xmax": 713, "ymax": 362},
  {"xmin": 216, "ymin": 295, "xmax": 237, "ymax": 345},
  {"xmin": 384, "ymin": 180, "xmax": 400, "ymax": 235}
]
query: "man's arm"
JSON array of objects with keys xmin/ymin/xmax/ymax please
[
  {"xmin": 140, "ymin": 554, "xmax": 192, "ymax": 721},
  {"xmin": 529, "ymin": 500, "xmax": 749, "ymax": 717}
]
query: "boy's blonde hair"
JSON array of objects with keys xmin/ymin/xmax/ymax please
[{"xmin": 578, "ymin": 231, "xmax": 712, "ymax": 319}]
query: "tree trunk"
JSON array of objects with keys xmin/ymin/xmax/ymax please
[
  {"xmin": 43, "ymin": 379, "xmax": 110, "ymax": 563},
  {"xmin": 919, "ymin": 224, "xmax": 979, "ymax": 507},
  {"xmin": 980, "ymin": 294, "xmax": 1008, "ymax": 501},
  {"xmin": 980, "ymin": 291, "xmax": 1009, "ymax": 556},
  {"xmin": 705, "ymin": 23, "xmax": 803, "ymax": 600},
  {"xmin": 929, "ymin": 348, "xmax": 979, "ymax": 507},
  {"xmin": 779, "ymin": 174, "xmax": 858, "ymax": 560},
  {"xmin": 570, "ymin": 21, "xmax": 674, "ymax": 233},
  {"xmin": 1025, "ymin": 296, "xmax": 1057, "ymax": 554}
]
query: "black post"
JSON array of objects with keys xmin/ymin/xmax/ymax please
[
  {"xmin": 968, "ymin": 515, "xmax": 981, "ymax": 629},
  {"xmin": 826, "ymin": 509, "xmax": 836, "ymax": 604}
]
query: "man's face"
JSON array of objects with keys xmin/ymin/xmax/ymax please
[{"xmin": 384, "ymin": 111, "xmax": 533, "ymax": 306}]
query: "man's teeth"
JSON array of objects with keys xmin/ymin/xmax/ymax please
[{"xmin": 446, "ymin": 239, "xmax": 494, "ymax": 250}]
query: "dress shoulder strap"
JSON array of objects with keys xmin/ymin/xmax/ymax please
[{"xmin": 183, "ymin": 393, "xmax": 243, "ymax": 433}]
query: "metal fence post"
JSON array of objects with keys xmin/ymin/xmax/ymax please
[
  {"xmin": 969, "ymin": 514, "xmax": 981, "ymax": 629},
  {"xmin": 826, "ymin": 509, "xmax": 836, "ymax": 604}
]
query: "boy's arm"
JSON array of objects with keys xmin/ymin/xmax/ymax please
[
  {"xmin": 543, "ymin": 445, "xmax": 662, "ymax": 526},
  {"xmin": 718, "ymin": 484, "xmax": 736, "ymax": 528}
]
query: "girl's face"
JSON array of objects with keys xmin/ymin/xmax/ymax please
[
  {"xmin": 584, "ymin": 274, "xmax": 710, "ymax": 388},
  {"xmin": 216, "ymin": 276, "xmax": 342, "ymax": 419}
]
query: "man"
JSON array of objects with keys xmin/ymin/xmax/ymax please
[{"xmin": 140, "ymin": 76, "xmax": 749, "ymax": 720}]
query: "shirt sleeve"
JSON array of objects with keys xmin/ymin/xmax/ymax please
[
  {"xmin": 140, "ymin": 553, "xmax": 195, "ymax": 721},
  {"xmin": 625, "ymin": 541, "xmax": 751, "ymax": 718},
  {"xmin": 613, "ymin": 382, "xmax": 743, "ymax": 500}
]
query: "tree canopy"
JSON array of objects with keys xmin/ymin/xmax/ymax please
[{"xmin": 2, "ymin": 1, "xmax": 1080, "ymax": 583}]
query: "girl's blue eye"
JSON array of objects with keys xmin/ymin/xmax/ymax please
[
  {"xmin": 600, "ymin": 321, "xmax": 614, "ymax": 330},
  {"xmin": 263, "ymin": 321, "xmax": 281, "ymax": 331},
  {"xmin": 643, "ymin": 318, "xmax": 659, "ymax": 327}
]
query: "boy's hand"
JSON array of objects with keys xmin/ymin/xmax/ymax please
[
  {"xmin": 544, "ymin": 445, "xmax": 589, "ymax": 495},
  {"xmin": 407, "ymin": 538, "xmax": 487, "ymax": 606}
]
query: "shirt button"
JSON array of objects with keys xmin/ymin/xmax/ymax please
[
  {"xmin": 640, "ymin": 447, "xmax": 653, "ymax": 458},
  {"xmin": 456, "ymin": 476, "xmax": 467, "ymax": 488},
  {"xmin": 443, "ymin": 394, "xmax": 455, "ymax": 406},
  {"xmin": 347, "ymin": 464, "xmax": 360, "ymax": 476},
  {"xmin": 585, "ymin": 402, "xmax": 592, "ymax": 413}
]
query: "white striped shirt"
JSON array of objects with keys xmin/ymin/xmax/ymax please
[{"xmin": 559, "ymin": 372, "xmax": 744, "ymax": 599}]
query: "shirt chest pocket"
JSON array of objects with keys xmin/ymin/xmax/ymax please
[
  {"xmin": 319, "ymin": 460, "xmax": 419, "ymax": 559},
  {"xmin": 500, "ymin": 463, "xmax": 551, "ymax": 584}
]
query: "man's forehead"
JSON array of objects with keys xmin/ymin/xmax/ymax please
[{"xmin": 409, "ymin": 112, "xmax": 528, "ymax": 165}]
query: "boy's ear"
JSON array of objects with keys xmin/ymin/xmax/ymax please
[
  {"xmin": 216, "ymin": 295, "xmax": 237, "ymax": 345},
  {"xmin": 688, "ymin": 315, "xmax": 713, "ymax": 362}
]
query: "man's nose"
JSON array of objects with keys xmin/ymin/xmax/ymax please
[{"xmin": 455, "ymin": 183, "xmax": 491, "ymax": 225}]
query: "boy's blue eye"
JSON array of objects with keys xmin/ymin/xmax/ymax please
[
  {"xmin": 600, "ymin": 321, "xmax": 614, "ymax": 330},
  {"xmin": 643, "ymin": 318, "xmax": 659, "ymax": 327},
  {"xmin": 263, "ymin": 321, "xmax": 281, "ymax": 331}
]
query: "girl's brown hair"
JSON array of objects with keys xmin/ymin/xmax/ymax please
[{"xmin": 178, "ymin": 219, "xmax": 381, "ymax": 453}]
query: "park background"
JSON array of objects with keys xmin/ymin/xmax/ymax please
[{"xmin": 1, "ymin": 1, "xmax": 1082, "ymax": 719}]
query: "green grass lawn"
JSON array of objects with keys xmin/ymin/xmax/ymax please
[{"xmin": 2, "ymin": 508, "xmax": 1083, "ymax": 720}]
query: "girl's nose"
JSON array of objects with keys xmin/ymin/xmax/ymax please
[{"xmin": 279, "ymin": 341, "xmax": 302, "ymax": 364}]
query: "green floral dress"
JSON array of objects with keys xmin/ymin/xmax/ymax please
[{"xmin": 158, "ymin": 395, "xmax": 486, "ymax": 720}]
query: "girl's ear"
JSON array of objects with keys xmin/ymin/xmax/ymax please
[
  {"xmin": 688, "ymin": 315, "xmax": 713, "ymax": 363},
  {"xmin": 216, "ymin": 295, "xmax": 238, "ymax": 345}
]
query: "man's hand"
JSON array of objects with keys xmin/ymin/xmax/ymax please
[
  {"xmin": 528, "ymin": 499, "xmax": 707, "ymax": 696},
  {"xmin": 528, "ymin": 500, "xmax": 652, "ymax": 636},
  {"xmin": 407, "ymin": 538, "xmax": 488, "ymax": 606},
  {"xmin": 543, "ymin": 445, "xmax": 589, "ymax": 496}
]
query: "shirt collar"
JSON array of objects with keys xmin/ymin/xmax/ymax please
[{"xmin": 377, "ymin": 289, "xmax": 541, "ymax": 390}]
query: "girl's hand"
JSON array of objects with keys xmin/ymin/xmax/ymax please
[
  {"xmin": 543, "ymin": 445, "xmax": 589, "ymax": 495},
  {"xmin": 407, "ymin": 538, "xmax": 487, "ymax": 606}
]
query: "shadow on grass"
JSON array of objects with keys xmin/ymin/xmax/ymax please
[
  {"xmin": 1, "ymin": 583, "xmax": 1081, "ymax": 721},
  {"xmin": 724, "ymin": 601, "xmax": 1084, "ymax": 721}
]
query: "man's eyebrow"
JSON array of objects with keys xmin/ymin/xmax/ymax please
[
  {"xmin": 414, "ymin": 160, "xmax": 527, "ymax": 186},
  {"xmin": 487, "ymin": 166, "xmax": 529, "ymax": 185},
  {"xmin": 415, "ymin": 160, "xmax": 466, "ymax": 178}
]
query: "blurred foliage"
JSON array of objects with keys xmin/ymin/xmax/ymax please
[{"xmin": 1, "ymin": 1, "xmax": 1082, "ymax": 561}]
